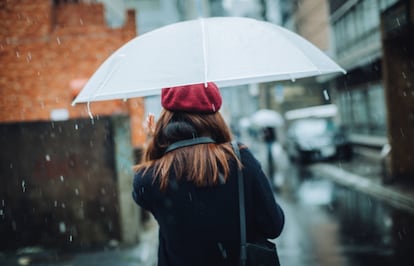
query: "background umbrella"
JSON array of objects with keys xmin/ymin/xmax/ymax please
[
  {"xmin": 250, "ymin": 109, "xmax": 284, "ymax": 128},
  {"xmin": 72, "ymin": 16, "xmax": 345, "ymax": 105}
]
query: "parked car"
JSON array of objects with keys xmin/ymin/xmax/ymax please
[{"xmin": 285, "ymin": 118, "xmax": 352, "ymax": 164}]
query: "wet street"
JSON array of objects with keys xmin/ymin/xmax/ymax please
[
  {"xmin": 1, "ymin": 160, "xmax": 414, "ymax": 266},
  {"xmin": 275, "ymin": 163, "xmax": 414, "ymax": 266}
]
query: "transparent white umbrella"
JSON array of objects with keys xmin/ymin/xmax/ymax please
[{"xmin": 72, "ymin": 17, "xmax": 345, "ymax": 106}]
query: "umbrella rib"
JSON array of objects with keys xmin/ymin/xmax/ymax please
[{"xmin": 199, "ymin": 18, "xmax": 208, "ymax": 87}]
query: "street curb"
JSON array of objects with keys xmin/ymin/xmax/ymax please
[{"xmin": 309, "ymin": 163, "xmax": 414, "ymax": 214}]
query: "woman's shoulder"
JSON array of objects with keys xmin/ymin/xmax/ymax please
[
  {"xmin": 234, "ymin": 141, "xmax": 256, "ymax": 161},
  {"xmin": 133, "ymin": 166, "xmax": 156, "ymax": 187}
]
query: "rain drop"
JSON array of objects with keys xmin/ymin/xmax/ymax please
[
  {"xmin": 21, "ymin": 180, "xmax": 26, "ymax": 192},
  {"xmin": 17, "ymin": 257, "xmax": 30, "ymax": 266},
  {"xmin": 402, "ymin": 72, "xmax": 407, "ymax": 79},
  {"xmin": 323, "ymin": 89, "xmax": 330, "ymax": 100},
  {"xmin": 398, "ymin": 231, "xmax": 403, "ymax": 239},
  {"xmin": 45, "ymin": 154, "xmax": 51, "ymax": 161},
  {"xmin": 75, "ymin": 124, "xmax": 79, "ymax": 130},
  {"xmin": 56, "ymin": 37, "xmax": 61, "ymax": 45},
  {"xmin": 9, "ymin": 163, "xmax": 13, "ymax": 168},
  {"xmin": 100, "ymin": 206, "xmax": 105, "ymax": 212},
  {"xmin": 0, "ymin": 209, "xmax": 3, "ymax": 216},
  {"xmin": 60, "ymin": 175, "xmax": 64, "ymax": 182},
  {"xmin": 26, "ymin": 52, "xmax": 32, "ymax": 62},
  {"xmin": 16, "ymin": 51, "xmax": 20, "ymax": 58},
  {"xmin": 69, "ymin": 235, "xmax": 73, "ymax": 242},
  {"xmin": 383, "ymin": 215, "xmax": 393, "ymax": 228},
  {"xmin": 188, "ymin": 193, "xmax": 193, "ymax": 201},
  {"xmin": 54, "ymin": 200, "xmax": 58, "ymax": 207},
  {"xmin": 59, "ymin": 222, "xmax": 66, "ymax": 233},
  {"xmin": 61, "ymin": 203, "xmax": 66, "ymax": 208},
  {"xmin": 217, "ymin": 242, "xmax": 228, "ymax": 258},
  {"xmin": 75, "ymin": 188, "xmax": 79, "ymax": 195}
]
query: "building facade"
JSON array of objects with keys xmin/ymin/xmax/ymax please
[
  {"xmin": 329, "ymin": 0, "xmax": 398, "ymax": 150},
  {"xmin": 0, "ymin": 0, "xmax": 144, "ymax": 249},
  {"xmin": 275, "ymin": 0, "xmax": 414, "ymax": 181},
  {"xmin": 327, "ymin": 0, "xmax": 413, "ymax": 182}
]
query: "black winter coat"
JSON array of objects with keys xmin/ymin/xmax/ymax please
[{"xmin": 132, "ymin": 144, "xmax": 284, "ymax": 266}]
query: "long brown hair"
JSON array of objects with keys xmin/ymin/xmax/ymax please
[{"xmin": 134, "ymin": 109, "xmax": 240, "ymax": 189}]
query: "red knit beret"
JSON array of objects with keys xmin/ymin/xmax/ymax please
[{"xmin": 161, "ymin": 82, "xmax": 222, "ymax": 113}]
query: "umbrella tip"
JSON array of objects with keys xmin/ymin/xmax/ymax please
[{"xmin": 87, "ymin": 102, "xmax": 94, "ymax": 120}]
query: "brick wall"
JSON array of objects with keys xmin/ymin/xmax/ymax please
[{"xmin": 0, "ymin": 0, "xmax": 146, "ymax": 146}]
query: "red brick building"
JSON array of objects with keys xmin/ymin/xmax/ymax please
[
  {"xmin": 0, "ymin": 0, "xmax": 146, "ymax": 250},
  {"xmin": 0, "ymin": 0, "xmax": 146, "ymax": 146}
]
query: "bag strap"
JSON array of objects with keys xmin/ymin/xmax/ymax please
[
  {"xmin": 231, "ymin": 141, "xmax": 247, "ymax": 266},
  {"xmin": 165, "ymin": 137, "xmax": 215, "ymax": 153}
]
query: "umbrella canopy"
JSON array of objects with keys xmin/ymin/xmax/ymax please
[
  {"xmin": 250, "ymin": 109, "xmax": 284, "ymax": 128},
  {"xmin": 72, "ymin": 17, "xmax": 345, "ymax": 105}
]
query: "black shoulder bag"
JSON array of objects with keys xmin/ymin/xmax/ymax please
[{"xmin": 231, "ymin": 141, "xmax": 281, "ymax": 266}]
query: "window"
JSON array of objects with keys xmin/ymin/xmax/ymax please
[
  {"xmin": 339, "ymin": 91, "xmax": 352, "ymax": 126},
  {"xmin": 339, "ymin": 83, "xmax": 387, "ymax": 137},
  {"xmin": 379, "ymin": 0, "xmax": 399, "ymax": 11},
  {"xmin": 367, "ymin": 83, "xmax": 387, "ymax": 135},
  {"xmin": 351, "ymin": 89, "xmax": 369, "ymax": 134}
]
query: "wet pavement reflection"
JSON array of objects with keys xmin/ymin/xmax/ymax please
[{"xmin": 276, "ymin": 163, "xmax": 414, "ymax": 266}]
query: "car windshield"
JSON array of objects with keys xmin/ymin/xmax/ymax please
[{"xmin": 290, "ymin": 119, "xmax": 331, "ymax": 138}]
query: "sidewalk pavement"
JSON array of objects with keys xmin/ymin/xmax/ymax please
[
  {"xmin": 308, "ymin": 154, "xmax": 414, "ymax": 214},
  {"xmin": 0, "ymin": 219, "xmax": 159, "ymax": 266}
]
